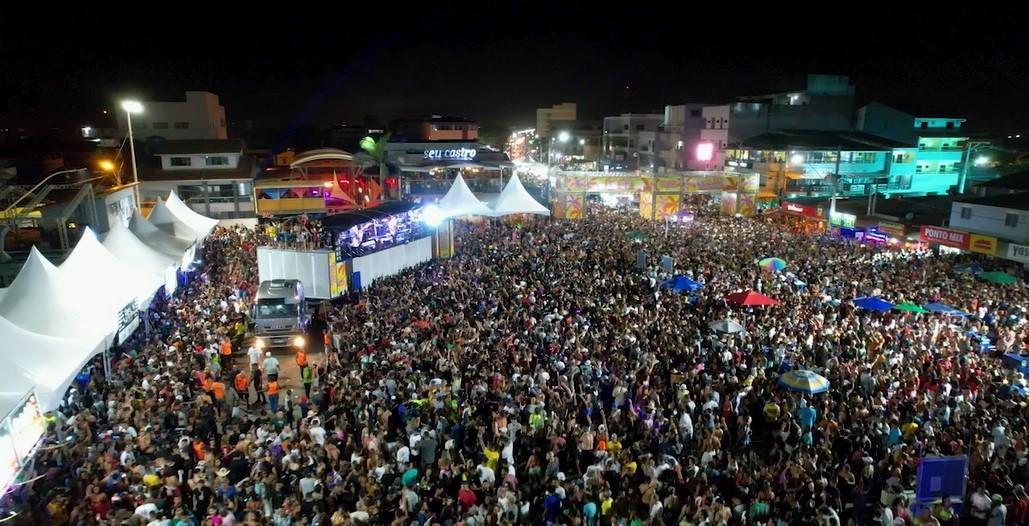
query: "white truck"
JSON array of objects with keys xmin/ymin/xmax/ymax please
[{"xmin": 255, "ymin": 247, "xmax": 347, "ymax": 300}]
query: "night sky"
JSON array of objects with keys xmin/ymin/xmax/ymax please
[{"xmin": 2, "ymin": 4, "xmax": 1027, "ymax": 133}]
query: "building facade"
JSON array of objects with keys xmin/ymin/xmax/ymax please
[
  {"xmin": 949, "ymin": 193, "xmax": 1029, "ymax": 244},
  {"xmin": 602, "ymin": 113, "xmax": 663, "ymax": 170},
  {"xmin": 536, "ymin": 103, "xmax": 577, "ymax": 140},
  {"xmin": 137, "ymin": 139, "xmax": 256, "ymax": 218},
  {"xmin": 729, "ymin": 75, "xmax": 856, "ymax": 143},
  {"xmin": 118, "ymin": 91, "xmax": 227, "ymax": 141},
  {"xmin": 391, "ymin": 116, "xmax": 478, "ymax": 142}
]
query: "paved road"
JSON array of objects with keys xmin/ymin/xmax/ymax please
[{"xmin": 231, "ymin": 326, "xmax": 326, "ymax": 404}]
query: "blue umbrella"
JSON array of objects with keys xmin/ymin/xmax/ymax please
[
  {"xmin": 955, "ymin": 263, "xmax": 984, "ymax": 275},
  {"xmin": 660, "ymin": 275, "xmax": 703, "ymax": 292},
  {"xmin": 854, "ymin": 296, "xmax": 895, "ymax": 312},
  {"xmin": 779, "ymin": 370, "xmax": 830, "ymax": 394},
  {"xmin": 924, "ymin": 302, "xmax": 968, "ymax": 316}
]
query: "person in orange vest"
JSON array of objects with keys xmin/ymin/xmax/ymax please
[
  {"xmin": 322, "ymin": 330, "xmax": 332, "ymax": 352},
  {"xmin": 295, "ymin": 348, "xmax": 307, "ymax": 369},
  {"xmin": 234, "ymin": 370, "xmax": 250, "ymax": 407},
  {"xmin": 220, "ymin": 337, "xmax": 233, "ymax": 367},
  {"xmin": 211, "ymin": 379, "xmax": 226, "ymax": 411},
  {"xmin": 266, "ymin": 379, "xmax": 280, "ymax": 413}
]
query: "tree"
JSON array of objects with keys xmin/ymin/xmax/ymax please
[{"xmin": 359, "ymin": 133, "xmax": 391, "ymax": 200}]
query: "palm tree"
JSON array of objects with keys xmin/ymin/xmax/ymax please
[{"xmin": 359, "ymin": 133, "xmax": 391, "ymax": 200}]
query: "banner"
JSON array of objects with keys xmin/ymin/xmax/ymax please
[
  {"xmin": 919, "ymin": 226, "xmax": 969, "ymax": 250},
  {"xmin": 780, "ymin": 201, "xmax": 821, "ymax": 218},
  {"xmin": 639, "ymin": 192, "xmax": 653, "ymax": 220},
  {"xmin": 565, "ymin": 195, "xmax": 584, "ymax": 219},
  {"xmin": 720, "ymin": 193, "xmax": 738, "ymax": 216},
  {"xmin": 968, "ymin": 234, "xmax": 997, "ymax": 256},
  {"xmin": 1007, "ymin": 243, "xmax": 1029, "ymax": 264},
  {"xmin": 655, "ymin": 194, "xmax": 680, "ymax": 219},
  {"xmin": 565, "ymin": 175, "xmax": 587, "ymax": 192},
  {"xmin": 655, "ymin": 177, "xmax": 682, "ymax": 192}
]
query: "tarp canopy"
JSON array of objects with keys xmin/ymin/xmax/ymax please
[
  {"xmin": 0, "ymin": 314, "xmax": 103, "ymax": 411},
  {"xmin": 489, "ymin": 174, "xmax": 550, "ymax": 216},
  {"xmin": 61, "ymin": 228, "xmax": 160, "ymax": 315},
  {"xmin": 147, "ymin": 198, "xmax": 202, "ymax": 242},
  {"xmin": 436, "ymin": 174, "xmax": 493, "ymax": 218},
  {"xmin": 102, "ymin": 221, "xmax": 179, "ymax": 279},
  {"xmin": 130, "ymin": 210, "xmax": 193, "ymax": 260},
  {"xmin": 165, "ymin": 191, "xmax": 218, "ymax": 237},
  {"xmin": 0, "ymin": 247, "xmax": 108, "ymax": 339}
]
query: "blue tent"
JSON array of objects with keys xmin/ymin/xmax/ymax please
[
  {"xmin": 660, "ymin": 275, "xmax": 703, "ymax": 292},
  {"xmin": 955, "ymin": 263, "xmax": 984, "ymax": 275},
  {"xmin": 924, "ymin": 302, "xmax": 968, "ymax": 316},
  {"xmin": 854, "ymin": 296, "xmax": 895, "ymax": 312}
]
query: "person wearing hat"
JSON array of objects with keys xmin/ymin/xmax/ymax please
[{"xmin": 987, "ymin": 494, "xmax": 1007, "ymax": 526}]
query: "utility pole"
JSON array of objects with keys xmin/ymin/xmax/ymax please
[{"xmin": 956, "ymin": 140, "xmax": 990, "ymax": 194}]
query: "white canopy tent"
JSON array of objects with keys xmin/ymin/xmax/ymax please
[
  {"xmin": 436, "ymin": 174, "xmax": 493, "ymax": 218},
  {"xmin": 165, "ymin": 191, "xmax": 218, "ymax": 237},
  {"xmin": 102, "ymin": 221, "xmax": 179, "ymax": 280},
  {"xmin": 61, "ymin": 228, "xmax": 161, "ymax": 316},
  {"xmin": 130, "ymin": 211, "xmax": 193, "ymax": 261},
  {"xmin": 148, "ymin": 198, "xmax": 202, "ymax": 243},
  {"xmin": 488, "ymin": 173, "xmax": 551, "ymax": 216},
  {"xmin": 0, "ymin": 315, "xmax": 99, "ymax": 411},
  {"xmin": 0, "ymin": 247, "xmax": 109, "ymax": 340}
]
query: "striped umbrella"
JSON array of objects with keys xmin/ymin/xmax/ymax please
[
  {"xmin": 778, "ymin": 370, "xmax": 830, "ymax": 394},
  {"xmin": 758, "ymin": 257, "xmax": 787, "ymax": 273}
]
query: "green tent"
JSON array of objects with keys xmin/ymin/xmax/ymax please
[
  {"xmin": 893, "ymin": 302, "xmax": 929, "ymax": 314},
  {"xmin": 625, "ymin": 230, "xmax": 646, "ymax": 241}
]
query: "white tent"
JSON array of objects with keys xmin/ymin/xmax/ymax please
[
  {"xmin": 130, "ymin": 210, "xmax": 193, "ymax": 260},
  {"xmin": 165, "ymin": 191, "xmax": 218, "ymax": 237},
  {"xmin": 148, "ymin": 198, "xmax": 202, "ymax": 242},
  {"xmin": 102, "ymin": 221, "xmax": 178, "ymax": 279},
  {"xmin": 61, "ymin": 228, "xmax": 161, "ymax": 315},
  {"xmin": 489, "ymin": 173, "xmax": 551, "ymax": 216},
  {"xmin": 0, "ymin": 247, "xmax": 108, "ymax": 340},
  {"xmin": 0, "ymin": 315, "xmax": 102, "ymax": 411},
  {"xmin": 436, "ymin": 174, "xmax": 493, "ymax": 218}
]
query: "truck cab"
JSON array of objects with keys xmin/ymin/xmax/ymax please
[{"xmin": 253, "ymin": 279, "xmax": 309, "ymax": 348}]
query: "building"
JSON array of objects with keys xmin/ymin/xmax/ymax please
[
  {"xmin": 856, "ymin": 103, "xmax": 969, "ymax": 196},
  {"xmin": 949, "ymin": 193, "xmax": 1029, "ymax": 245},
  {"xmin": 645, "ymin": 104, "xmax": 708, "ymax": 172},
  {"xmin": 602, "ymin": 112, "xmax": 663, "ymax": 170},
  {"xmin": 548, "ymin": 120, "xmax": 603, "ymax": 165},
  {"xmin": 729, "ymin": 74, "xmax": 856, "ymax": 143},
  {"xmin": 724, "ymin": 130, "xmax": 911, "ymax": 200},
  {"xmin": 136, "ymin": 139, "xmax": 257, "ymax": 218},
  {"xmin": 117, "ymin": 91, "xmax": 227, "ymax": 141},
  {"xmin": 536, "ymin": 103, "xmax": 577, "ymax": 140},
  {"xmin": 326, "ymin": 124, "xmax": 385, "ymax": 152},
  {"xmin": 390, "ymin": 116, "xmax": 478, "ymax": 142},
  {"xmin": 700, "ymin": 105, "xmax": 731, "ymax": 170}
]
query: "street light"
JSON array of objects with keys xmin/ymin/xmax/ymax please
[
  {"xmin": 558, "ymin": 131, "xmax": 570, "ymax": 143},
  {"xmin": 98, "ymin": 160, "xmax": 115, "ymax": 173},
  {"xmin": 974, "ymin": 156, "xmax": 990, "ymax": 167},
  {"xmin": 121, "ymin": 99, "xmax": 144, "ymax": 211}
]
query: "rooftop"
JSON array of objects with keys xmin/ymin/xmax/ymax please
[
  {"xmin": 955, "ymin": 192, "xmax": 1029, "ymax": 211},
  {"xmin": 731, "ymin": 129, "xmax": 913, "ymax": 151}
]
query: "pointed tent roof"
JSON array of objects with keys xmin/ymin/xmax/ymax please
[
  {"xmin": 61, "ymin": 228, "xmax": 161, "ymax": 311},
  {"xmin": 148, "ymin": 198, "xmax": 201, "ymax": 242},
  {"xmin": 489, "ymin": 173, "xmax": 550, "ymax": 217},
  {"xmin": 102, "ymin": 221, "xmax": 177, "ymax": 278},
  {"xmin": 0, "ymin": 247, "xmax": 105, "ymax": 338},
  {"xmin": 165, "ymin": 191, "xmax": 218, "ymax": 237},
  {"xmin": 130, "ymin": 210, "xmax": 192, "ymax": 260},
  {"xmin": 0, "ymin": 314, "xmax": 100, "ymax": 411},
  {"xmin": 437, "ymin": 174, "xmax": 493, "ymax": 218}
]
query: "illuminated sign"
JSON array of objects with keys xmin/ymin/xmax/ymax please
[
  {"xmin": 781, "ymin": 202, "xmax": 821, "ymax": 218},
  {"xmin": 918, "ymin": 226, "xmax": 969, "ymax": 250},
  {"xmin": 829, "ymin": 212, "xmax": 856, "ymax": 228},
  {"xmin": 423, "ymin": 148, "xmax": 477, "ymax": 161},
  {"xmin": 695, "ymin": 142, "xmax": 714, "ymax": 162}
]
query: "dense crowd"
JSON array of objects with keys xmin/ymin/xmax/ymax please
[{"xmin": 19, "ymin": 205, "xmax": 1029, "ymax": 526}]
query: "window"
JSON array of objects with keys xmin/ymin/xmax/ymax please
[
  {"xmin": 153, "ymin": 122, "xmax": 168, "ymax": 129},
  {"xmin": 960, "ymin": 207, "xmax": 972, "ymax": 220},
  {"xmin": 946, "ymin": 122, "xmax": 954, "ymax": 129},
  {"xmin": 1006, "ymin": 213, "xmax": 1019, "ymax": 227},
  {"xmin": 174, "ymin": 122, "xmax": 190, "ymax": 129},
  {"xmin": 920, "ymin": 122, "xmax": 928, "ymax": 129},
  {"xmin": 636, "ymin": 124, "xmax": 645, "ymax": 131},
  {"xmin": 170, "ymin": 157, "xmax": 191, "ymax": 167},
  {"xmin": 623, "ymin": 124, "xmax": 629, "ymax": 131},
  {"xmin": 206, "ymin": 156, "xmax": 229, "ymax": 166}
]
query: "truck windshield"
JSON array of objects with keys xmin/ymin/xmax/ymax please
[{"xmin": 256, "ymin": 303, "xmax": 298, "ymax": 319}]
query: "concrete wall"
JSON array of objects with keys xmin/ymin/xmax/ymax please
[{"xmin": 949, "ymin": 203, "xmax": 1029, "ymax": 243}]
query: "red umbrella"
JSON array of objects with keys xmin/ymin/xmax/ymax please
[{"xmin": 724, "ymin": 290, "xmax": 779, "ymax": 306}]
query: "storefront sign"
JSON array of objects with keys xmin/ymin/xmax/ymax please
[
  {"xmin": 423, "ymin": 148, "xmax": 477, "ymax": 161},
  {"xmin": 877, "ymin": 220, "xmax": 906, "ymax": 237},
  {"xmin": 969, "ymin": 233, "xmax": 998, "ymax": 256},
  {"xmin": 1008, "ymin": 243, "xmax": 1029, "ymax": 264},
  {"xmin": 919, "ymin": 225, "xmax": 969, "ymax": 250},
  {"xmin": 781, "ymin": 202, "xmax": 821, "ymax": 218},
  {"xmin": 830, "ymin": 212, "xmax": 856, "ymax": 228}
]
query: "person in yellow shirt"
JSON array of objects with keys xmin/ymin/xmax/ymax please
[{"xmin": 479, "ymin": 428, "xmax": 500, "ymax": 471}]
